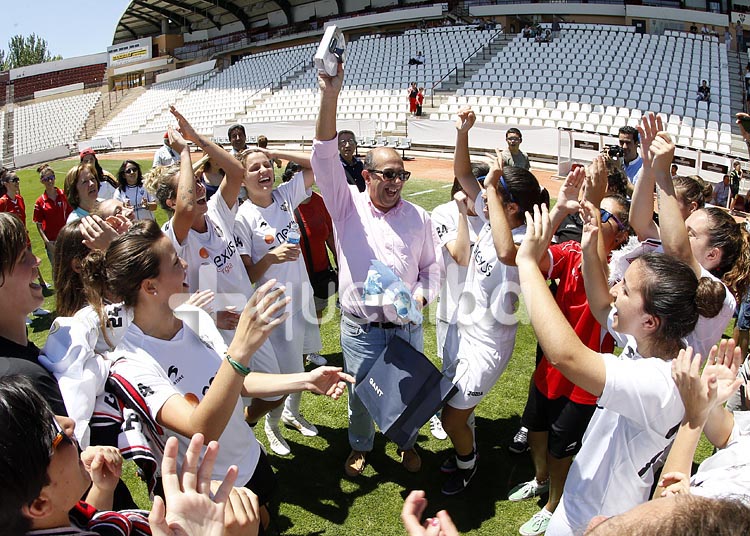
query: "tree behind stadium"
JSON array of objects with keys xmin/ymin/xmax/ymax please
[{"xmin": 0, "ymin": 34, "xmax": 62, "ymax": 70}]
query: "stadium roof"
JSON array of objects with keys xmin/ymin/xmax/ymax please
[{"xmin": 113, "ymin": 0, "xmax": 326, "ymax": 45}]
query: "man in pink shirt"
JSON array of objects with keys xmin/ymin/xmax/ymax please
[{"xmin": 312, "ymin": 64, "xmax": 442, "ymax": 478}]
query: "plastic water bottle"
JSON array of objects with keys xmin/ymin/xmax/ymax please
[{"xmin": 287, "ymin": 221, "xmax": 301, "ymax": 244}]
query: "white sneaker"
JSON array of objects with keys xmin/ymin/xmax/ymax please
[
  {"xmin": 264, "ymin": 419, "xmax": 291, "ymax": 456},
  {"xmin": 281, "ymin": 410, "xmax": 319, "ymax": 437},
  {"xmin": 305, "ymin": 353, "xmax": 327, "ymax": 366},
  {"xmin": 429, "ymin": 415, "xmax": 448, "ymax": 440}
]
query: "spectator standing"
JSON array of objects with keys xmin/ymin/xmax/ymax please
[
  {"xmin": 0, "ymin": 169, "xmax": 51, "ymax": 296},
  {"xmin": 152, "ymin": 132, "xmax": 182, "ymax": 168},
  {"xmin": 408, "ymin": 82, "xmax": 419, "ymax": 116},
  {"xmin": 731, "ymin": 161, "xmax": 743, "ymax": 200},
  {"xmin": 113, "ymin": 160, "xmax": 157, "ymax": 221},
  {"xmin": 313, "ymin": 64, "xmax": 441, "ymax": 477},
  {"xmin": 618, "ymin": 125, "xmax": 643, "ymax": 187},
  {"xmin": 416, "ymin": 87, "xmax": 425, "ymax": 117},
  {"xmin": 257, "ymin": 135, "xmax": 282, "ymax": 168},
  {"xmin": 80, "ymin": 148, "xmax": 117, "ymax": 200},
  {"xmin": 501, "ymin": 128, "xmax": 531, "ymax": 170},
  {"xmin": 338, "ymin": 130, "xmax": 366, "ymax": 192},
  {"xmin": 227, "ymin": 124, "xmax": 249, "ymax": 204},
  {"xmin": 33, "ymin": 164, "xmax": 72, "ymax": 278},
  {"xmin": 193, "ymin": 155, "xmax": 225, "ymax": 201}
]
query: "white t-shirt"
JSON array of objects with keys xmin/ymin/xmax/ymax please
[
  {"xmin": 114, "ymin": 185, "xmax": 156, "ymax": 221},
  {"xmin": 109, "ymin": 306, "xmax": 260, "ymax": 485},
  {"xmin": 690, "ymin": 411, "xmax": 750, "ymax": 503},
  {"xmin": 549, "ymin": 313, "xmax": 683, "ymax": 535},
  {"xmin": 234, "ymin": 172, "xmax": 312, "ymax": 313},
  {"xmin": 98, "ymin": 181, "xmax": 117, "ymax": 200},
  {"xmin": 430, "ymin": 200, "xmax": 483, "ymax": 322},
  {"xmin": 455, "ymin": 193, "xmax": 524, "ymax": 346},
  {"xmin": 163, "ymin": 192, "xmax": 250, "ymax": 320}
]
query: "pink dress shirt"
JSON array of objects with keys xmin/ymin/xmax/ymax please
[{"xmin": 311, "ymin": 137, "xmax": 442, "ymax": 322}]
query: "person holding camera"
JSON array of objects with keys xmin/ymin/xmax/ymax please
[{"xmin": 616, "ymin": 125, "xmax": 643, "ymax": 188}]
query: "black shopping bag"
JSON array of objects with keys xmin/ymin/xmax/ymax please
[{"xmin": 354, "ymin": 335, "xmax": 458, "ymax": 449}]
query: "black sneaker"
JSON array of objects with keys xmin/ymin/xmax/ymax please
[
  {"xmin": 441, "ymin": 464, "xmax": 478, "ymax": 495},
  {"xmin": 440, "ymin": 455, "xmax": 458, "ymax": 474},
  {"xmin": 509, "ymin": 426, "xmax": 530, "ymax": 454}
]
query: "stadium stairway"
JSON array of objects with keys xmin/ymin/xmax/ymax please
[
  {"xmin": 437, "ymin": 33, "xmax": 514, "ymax": 94},
  {"xmin": 80, "ymin": 85, "xmax": 145, "ymax": 142}
]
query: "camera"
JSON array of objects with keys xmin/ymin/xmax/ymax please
[
  {"xmin": 315, "ymin": 25, "xmax": 346, "ymax": 76},
  {"xmin": 605, "ymin": 145, "xmax": 624, "ymax": 158}
]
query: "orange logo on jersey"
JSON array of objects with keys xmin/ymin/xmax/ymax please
[
  {"xmin": 264, "ymin": 234, "xmax": 274, "ymax": 244},
  {"xmin": 199, "ymin": 247, "xmax": 209, "ymax": 259}
]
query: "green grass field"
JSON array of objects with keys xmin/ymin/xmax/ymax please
[{"xmin": 14, "ymin": 156, "xmax": 716, "ymax": 535}]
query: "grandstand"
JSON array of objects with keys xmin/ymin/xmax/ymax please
[{"xmin": 0, "ymin": 2, "xmax": 748, "ymax": 186}]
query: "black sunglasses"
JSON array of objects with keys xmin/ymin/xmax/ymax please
[
  {"xmin": 50, "ymin": 418, "xmax": 74, "ymax": 456},
  {"xmin": 124, "ymin": 168, "xmax": 139, "ymax": 174},
  {"xmin": 367, "ymin": 169, "xmax": 411, "ymax": 182}
]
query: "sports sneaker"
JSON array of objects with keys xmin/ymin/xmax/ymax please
[
  {"xmin": 344, "ymin": 450, "xmax": 367, "ymax": 477},
  {"xmin": 32, "ymin": 308, "xmax": 51, "ymax": 316},
  {"xmin": 430, "ymin": 415, "xmax": 448, "ymax": 440},
  {"xmin": 509, "ymin": 426, "xmax": 530, "ymax": 454},
  {"xmin": 305, "ymin": 353, "xmax": 327, "ymax": 366},
  {"xmin": 281, "ymin": 410, "xmax": 318, "ymax": 437},
  {"xmin": 440, "ymin": 454, "xmax": 458, "ymax": 474},
  {"xmin": 441, "ymin": 464, "xmax": 478, "ymax": 495},
  {"xmin": 508, "ymin": 477, "xmax": 550, "ymax": 502},
  {"xmin": 264, "ymin": 419, "xmax": 291, "ymax": 456},
  {"xmin": 519, "ymin": 508, "xmax": 553, "ymax": 536}
]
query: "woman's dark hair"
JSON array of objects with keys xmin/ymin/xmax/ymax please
[
  {"xmin": 604, "ymin": 193, "xmax": 632, "ymax": 238},
  {"xmin": 450, "ymin": 162, "xmax": 490, "ymax": 197},
  {"xmin": 0, "ymin": 213, "xmax": 29, "ymax": 287},
  {"xmin": 638, "ymin": 253, "xmax": 724, "ymax": 345},
  {"xmin": 673, "ymin": 175, "xmax": 709, "ymax": 211},
  {"xmin": 81, "ymin": 220, "xmax": 164, "ymax": 310},
  {"xmin": 53, "ymin": 221, "xmax": 91, "ymax": 317},
  {"xmin": 63, "ymin": 163, "xmax": 99, "ymax": 209},
  {"xmin": 282, "ymin": 161, "xmax": 302, "ymax": 183},
  {"xmin": 116, "ymin": 160, "xmax": 143, "ymax": 191},
  {"xmin": 0, "ymin": 167, "xmax": 9, "ymax": 197},
  {"xmin": 497, "ymin": 167, "xmax": 550, "ymax": 218},
  {"xmin": 0, "ymin": 376, "xmax": 56, "ymax": 536},
  {"xmin": 702, "ymin": 206, "xmax": 750, "ymax": 300},
  {"xmin": 604, "ymin": 159, "xmax": 628, "ymax": 197}
]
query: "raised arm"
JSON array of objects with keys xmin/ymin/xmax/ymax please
[
  {"xmin": 169, "ymin": 106, "xmax": 244, "ymax": 210},
  {"xmin": 580, "ymin": 200, "xmax": 614, "ymax": 327},
  {"xmin": 444, "ymin": 192, "xmax": 472, "ymax": 267},
  {"xmin": 316, "ymin": 64, "xmax": 343, "ymax": 142},
  {"xmin": 640, "ymin": 114, "xmax": 702, "ymax": 277},
  {"xmin": 166, "ymin": 126, "xmax": 196, "ymax": 246},
  {"xmin": 655, "ymin": 343, "xmax": 741, "ymax": 498},
  {"xmin": 453, "ymin": 108, "xmax": 482, "ymax": 203},
  {"xmin": 517, "ymin": 205, "xmax": 607, "ymax": 396},
  {"xmin": 629, "ymin": 114, "xmax": 661, "ymax": 241},
  {"xmin": 484, "ymin": 158, "xmax": 518, "ymax": 266}
]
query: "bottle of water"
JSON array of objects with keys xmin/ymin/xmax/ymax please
[{"xmin": 287, "ymin": 221, "xmax": 301, "ymax": 245}]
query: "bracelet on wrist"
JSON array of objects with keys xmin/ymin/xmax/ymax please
[{"xmin": 225, "ymin": 353, "xmax": 251, "ymax": 376}]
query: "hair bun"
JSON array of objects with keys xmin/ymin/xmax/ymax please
[{"xmin": 696, "ymin": 277, "xmax": 726, "ymax": 319}]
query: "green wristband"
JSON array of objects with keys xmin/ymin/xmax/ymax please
[{"xmin": 226, "ymin": 353, "xmax": 251, "ymax": 376}]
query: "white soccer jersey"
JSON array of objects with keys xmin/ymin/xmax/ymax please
[
  {"xmin": 110, "ymin": 306, "xmax": 260, "ymax": 485},
  {"xmin": 234, "ymin": 172, "xmax": 313, "ymax": 313}
]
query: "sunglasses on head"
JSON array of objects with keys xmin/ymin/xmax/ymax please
[
  {"xmin": 367, "ymin": 168, "xmax": 411, "ymax": 182},
  {"xmin": 600, "ymin": 208, "xmax": 625, "ymax": 231},
  {"xmin": 3, "ymin": 177, "xmax": 19, "ymax": 183}
]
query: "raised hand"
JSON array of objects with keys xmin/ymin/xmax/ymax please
[
  {"xmin": 82, "ymin": 445, "xmax": 123, "ymax": 493},
  {"xmin": 556, "ymin": 165, "xmax": 585, "ymax": 214},
  {"xmin": 455, "ymin": 107, "xmax": 476, "ymax": 133},
  {"xmin": 168, "ymin": 125, "xmax": 189, "ymax": 154},
  {"xmin": 169, "ymin": 106, "xmax": 200, "ymax": 145},
  {"xmin": 583, "ymin": 155, "xmax": 607, "ymax": 208},
  {"xmin": 230, "ymin": 279, "xmax": 290, "ymax": 358},
  {"xmin": 517, "ymin": 204, "xmax": 552, "ymax": 266},
  {"xmin": 579, "ymin": 199, "xmax": 602, "ymax": 254},
  {"xmin": 149, "ymin": 434, "xmax": 236, "ymax": 536},
  {"xmin": 317, "ymin": 62, "xmax": 344, "ymax": 97},
  {"xmin": 79, "ymin": 215, "xmax": 122, "ymax": 251},
  {"xmin": 453, "ymin": 190, "xmax": 470, "ymax": 215}
]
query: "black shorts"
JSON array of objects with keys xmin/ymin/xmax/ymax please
[
  {"xmin": 243, "ymin": 450, "xmax": 277, "ymax": 506},
  {"xmin": 521, "ymin": 382, "xmax": 597, "ymax": 459}
]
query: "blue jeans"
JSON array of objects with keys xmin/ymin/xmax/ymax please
[{"xmin": 340, "ymin": 314, "xmax": 424, "ymax": 452}]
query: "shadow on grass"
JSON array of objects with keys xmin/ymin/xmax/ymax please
[{"xmin": 267, "ymin": 413, "xmax": 539, "ymax": 534}]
